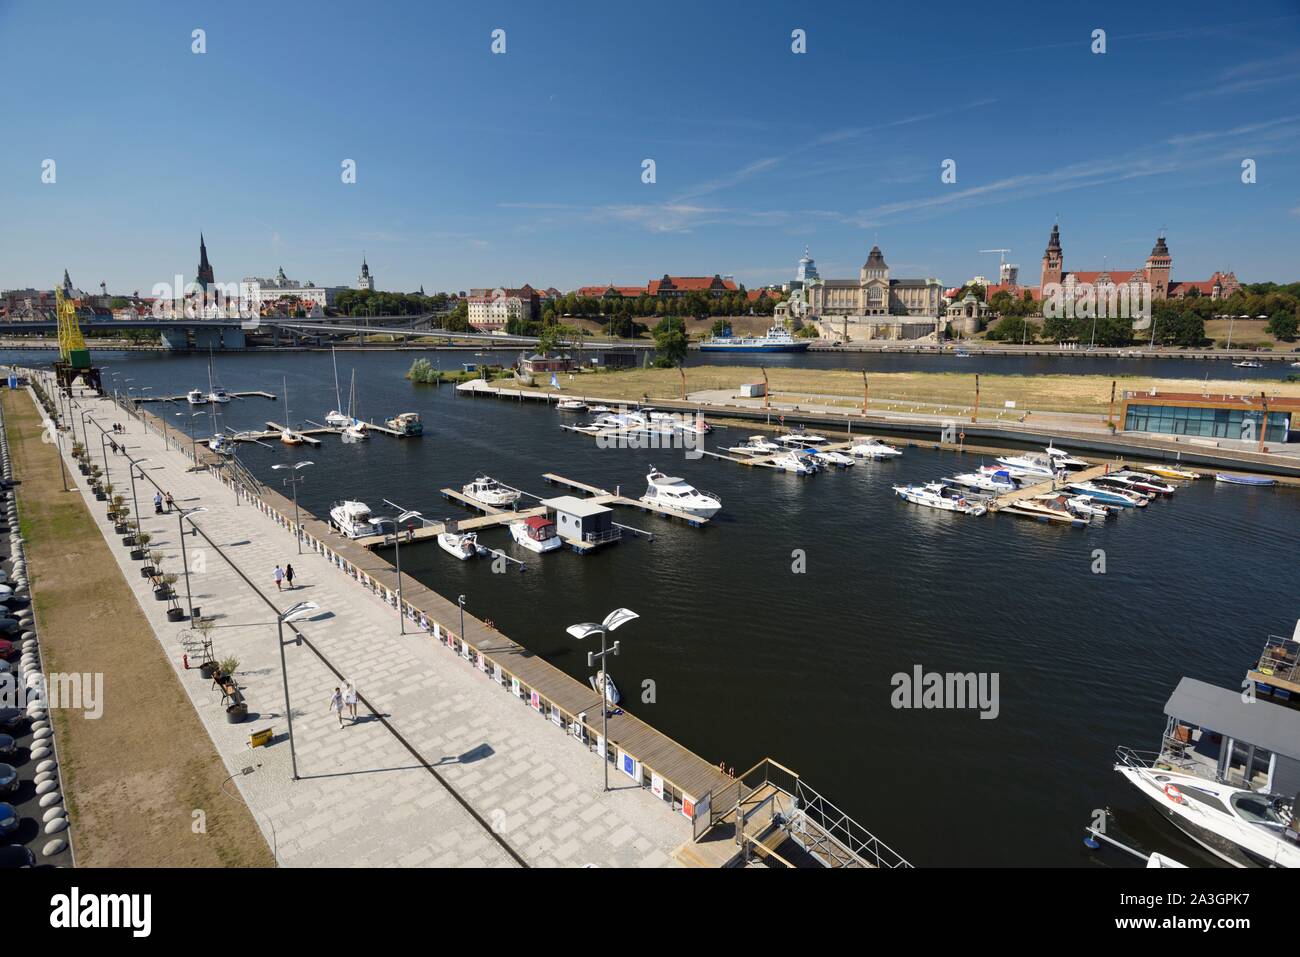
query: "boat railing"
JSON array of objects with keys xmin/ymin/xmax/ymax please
[
  {"xmin": 1255, "ymin": 635, "xmax": 1300, "ymax": 686},
  {"xmin": 583, "ymin": 526, "xmax": 622, "ymax": 545},
  {"xmin": 1115, "ymin": 742, "xmax": 1200, "ymax": 775}
]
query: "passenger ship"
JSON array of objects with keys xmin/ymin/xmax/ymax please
[{"xmin": 698, "ymin": 324, "xmax": 810, "ymax": 353}]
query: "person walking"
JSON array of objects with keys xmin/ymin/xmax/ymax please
[
  {"xmin": 164, "ymin": 492, "xmax": 175, "ymax": 512},
  {"xmin": 273, "ymin": 564, "xmax": 284, "ymax": 592},
  {"xmin": 153, "ymin": 491, "xmax": 163, "ymax": 514},
  {"xmin": 344, "ymin": 682, "xmax": 359, "ymax": 721},
  {"xmin": 327, "ymin": 687, "xmax": 345, "ymax": 728},
  {"xmin": 284, "ymin": 563, "xmax": 295, "ymax": 590}
]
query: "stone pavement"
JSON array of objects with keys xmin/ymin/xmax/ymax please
[{"xmin": 52, "ymin": 387, "xmax": 689, "ymax": 867}]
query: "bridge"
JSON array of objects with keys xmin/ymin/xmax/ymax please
[{"xmin": 0, "ymin": 315, "xmax": 652, "ymax": 352}]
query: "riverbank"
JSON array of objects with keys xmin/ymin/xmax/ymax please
[{"xmin": 1, "ymin": 389, "xmax": 274, "ymax": 866}]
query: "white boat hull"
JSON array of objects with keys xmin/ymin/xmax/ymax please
[{"xmin": 509, "ymin": 522, "xmax": 562, "ymax": 553}]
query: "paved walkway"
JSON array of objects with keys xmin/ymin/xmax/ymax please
[{"xmin": 53, "ymin": 388, "xmax": 691, "ymax": 867}]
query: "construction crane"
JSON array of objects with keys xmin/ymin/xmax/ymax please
[
  {"xmin": 979, "ymin": 248, "xmax": 1016, "ymax": 286},
  {"xmin": 53, "ymin": 285, "xmax": 103, "ymax": 395}
]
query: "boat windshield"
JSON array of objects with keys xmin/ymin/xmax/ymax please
[{"xmin": 1230, "ymin": 791, "xmax": 1289, "ymax": 828}]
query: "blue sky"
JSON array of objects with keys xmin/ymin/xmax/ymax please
[{"xmin": 2, "ymin": 0, "xmax": 1299, "ymax": 295}]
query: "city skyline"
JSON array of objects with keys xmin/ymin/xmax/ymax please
[{"xmin": 3, "ymin": 0, "xmax": 1300, "ymax": 294}]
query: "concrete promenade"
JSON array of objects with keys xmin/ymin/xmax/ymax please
[{"xmin": 50, "ymin": 387, "xmax": 693, "ymax": 867}]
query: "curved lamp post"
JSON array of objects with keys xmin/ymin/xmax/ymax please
[
  {"xmin": 271, "ymin": 461, "xmax": 313, "ymax": 553},
  {"xmin": 178, "ymin": 506, "xmax": 207, "ymax": 619},
  {"xmin": 391, "ymin": 509, "xmax": 422, "ymax": 635},
  {"xmin": 566, "ymin": 608, "xmax": 639, "ymax": 791},
  {"xmin": 277, "ymin": 600, "xmax": 318, "ymax": 781}
]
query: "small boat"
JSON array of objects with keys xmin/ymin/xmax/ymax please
[
  {"xmin": 1215, "ymin": 473, "xmax": 1277, "ymax": 487},
  {"xmin": 463, "ymin": 475, "xmax": 522, "ymax": 508},
  {"xmin": 1115, "ymin": 471, "xmax": 1176, "ymax": 495},
  {"xmin": 724, "ymin": 435, "xmax": 782, "ymax": 457},
  {"xmin": 995, "ymin": 452, "xmax": 1057, "ymax": 477},
  {"xmin": 776, "ymin": 430, "xmax": 830, "ymax": 447},
  {"xmin": 1044, "ymin": 443, "xmax": 1088, "ymax": 469},
  {"xmin": 207, "ymin": 387, "xmax": 231, "ymax": 404},
  {"xmin": 330, "ymin": 499, "xmax": 387, "ymax": 539},
  {"xmin": 1141, "ymin": 464, "xmax": 1201, "ymax": 481},
  {"xmin": 812, "ymin": 449, "xmax": 855, "ymax": 468},
  {"xmin": 325, "ymin": 410, "xmax": 352, "ymax": 428},
  {"xmin": 953, "ymin": 349, "xmax": 971, "ymax": 358},
  {"xmin": 771, "ymin": 451, "xmax": 816, "ymax": 475},
  {"xmin": 1232, "ymin": 360, "xmax": 1264, "ymax": 369},
  {"xmin": 279, "ymin": 376, "xmax": 305, "ymax": 444},
  {"xmin": 509, "ymin": 515, "xmax": 562, "ymax": 553},
  {"xmin": 556, "ymin": 398, "xmax": 587, "ymax": 412},
  {"xmin": 438, "ymin": 531, "xmax": 487, "ymax": 560},
  {"xmin": 892, "ymin": 482, "xmax": 986, "ymax": 515},
  {"xmin": 384, "ymin": 412, "xmax": 423, "ymax": 436},
  {"xmin": 850, "ymin": 438, "xmax": 902, "ymax": 459},
  {"xmin": 1000, "ymin": 497, "xmax": 1086, "ymax": 525},
  {"xmin": 640, "ymin": 467, "xmax": 722, "ymax": 517},
  {"xmin": 588, "ymin": 405, "xmax": 611, "ymax": 414},
  {"xmin": 341, "ymin": 421, "xmax": 369, "ymax": 442},
  {"xmin": 186, "ymin": 388, "xmax": 205, "ymax": 405},
  {"xmin": 1091, "ymin": 474, "xmax": 1157, "ymax": 499},
  {"xmin": 950, "ymin": 469, "xmax": 1016, "ymax": 492},
  {"xmin": 1032, "ymin": 492, "xmax": 1107, "ymax": 522},
  {"xmin": 590, "ymin": 669, "xmax": 620, "ymax": 704},
  {"xmin": 208, "ymin": 434, "xmax": 236, "ymax": 456}
]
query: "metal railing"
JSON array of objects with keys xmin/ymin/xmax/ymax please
[
  {"xmin": 583, "ymin": 526, "xmax": 622, "ymax": 545},
  {"xmin": 1255, "ymin": 636, "xmax": 1300, "ymax": 686}
]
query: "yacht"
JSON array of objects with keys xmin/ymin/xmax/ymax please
[
  {"xmin": 771, "ymin": 450, "xmax": 816, "ymax": 474},
  {"xmin": 1066, "ymin": 481, "xmax": 1147, "ymax": 507},
  {"xmin": 1044, "ymin": 443, "xmax": 1088, "ymax": 469},
  {"xmin": 341, "ymin": 420, "xmax": 369, "ymax": 442},
  {"xmin": 438, "ymin": 531, "xmax": 487, "ymax": 561},
  {"xmin": 950, "ymin": 469, "xmax": 1016, "ymax": 492},
  {"xmin": 640, "ymin": 467, "xmax": 722, "ymax": 518},
  {"xmin": 724, "ymin": 435, "xmax": 781, "ymax": 457},
  {"xmin": 186, "ymin": 388, "xmax": 205, "ymax": 405},
  {"xmin": 208, "ymin": 387, "xmax": 231, "ymax": 404},
  {"xmin": 1232, "ymin": 360, "xmax": 1264, "ymax": 369},
  {"xmin": 1115, "ymin": 676, "xmax": 1300, "ymax": 868},
  {"xmin": 463, "ymin": 475, "xmax": 522, "ymax": 508},
  {"xmin": 509, "ymin": 515, "xmax": 562, "ymax": 553},
  {"xmin": 812, "ymin": 449, "xmax": 855, "ymax": 468},
  {"xmin": 385, "ymin": 412, "xmax": 423, "ymax": 436},
  {"xmin": 892, "ymin": 482, "xmax": 986, "ymax": 515},
  {"xmin": 776, "ymin": 430, "xmax": 830, "ymax": 447},
  {"xmin": 850, "ymin": 438, "xmax": 902, "ymax": 459},
  {"xmin": 279, "ymin": 376, "xmax": 305, "ymax": 445},
  {"xmin": 325, "ymin": 347, "xmax": 350, "ymax": 426},
  {"xmin": 330, "ymin": 500, "xmax": 387, "ymax": 539}
]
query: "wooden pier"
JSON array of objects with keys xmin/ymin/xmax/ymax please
[{"xmin": 988, "ymin": 462, "xmax": 1125, "ymax": 511}]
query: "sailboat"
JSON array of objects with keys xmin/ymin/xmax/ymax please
[
  {"xmin": 205, "ymin": 356, "xmax": 234, "ymax": 455},
  {"xmin": 324, "ymin": 347, "xmax": 351, "ymax": 427},
  {"xmin": 341, "ymin": 370, "xmax": 369, "ymax": 441},
  {"xmin": 279, "ymin": 376, "xmax": 305, "ymax": 445}
]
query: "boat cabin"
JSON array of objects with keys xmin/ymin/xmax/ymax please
[
  {"xmin": 541, "ymin": 495, "xmax": 620, "ymax": 545},
  {"xmin": 1155, "ymin": 677, "xmax": 1300, "ymax": 795},
  {"xmin": 1249, "ymin": 623, "xmax": 1300, "ymax": 702},
  {"xmin": 521, "ymin": 515, "xmax": 557, "ymax": 542}
]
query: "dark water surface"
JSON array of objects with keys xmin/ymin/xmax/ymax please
[{"xmin": 23, "ymin": 349, "xmax": 1299, "ymax": 866}]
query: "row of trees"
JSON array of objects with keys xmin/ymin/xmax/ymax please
[
  {"xmin": 333, "ymin": 289, "xmax": 454, "ymax": 318},
  {"xmin": 542, "ymin": 289, "xmax": 782, "ymax": 323}
]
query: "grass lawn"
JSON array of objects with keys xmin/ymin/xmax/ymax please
[{"xmin": 3, "ymin": 389, "xmax": 274, "ymax": 867}]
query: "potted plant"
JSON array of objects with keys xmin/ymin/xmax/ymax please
[
  {"xmin": 219, "ymin": 656, "xmax": 240, "ymax": 684},
  {"xmin": 154, "ymin": 572, "xmax": 177, "ymax": 601},
  {"xmin": 225, "ymin": 698, "xmax": 248, "ymax": 723},
  {"xmin": 122, "ymin": 519, "xmax": 139, "ymax": 546},
  {"xmin": 138, "ymin": 541, "xmax": 158, "ymax": 570},
  {"xmin": 166, "ymin": 596, "xmax": 186, "ymax": 622},
  {"xmin": 199, "ymin": 656, "xmax": 220, "ymax": 680}
]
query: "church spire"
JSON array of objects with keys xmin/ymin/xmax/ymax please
[{"xmin": 196, "ymin": 233, "xmax": 214, "ymax": 290}]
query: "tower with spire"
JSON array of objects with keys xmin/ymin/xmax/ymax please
[
  {"xmin": 1144, "ymin": 231, "xmax": 1171, "ymax": 300},
  {"xmin": 356, "ymin": 255, "xmax": 375, "ymax": 291},
  {"xmin": 196, "ymin": 233, "xmax": 215, "ymax": 291},
  {"xmin": 1040, "ymin": 223, "xmax": 1063, "ymax": 290}
]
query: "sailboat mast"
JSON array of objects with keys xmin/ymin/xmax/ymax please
[{"xmin": 332, "ymin": 346, "xmax": 342, "ymax": 411}]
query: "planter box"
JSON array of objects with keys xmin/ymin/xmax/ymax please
[
  {"xmin": 166, "ymin": 608, "xmax": 185, "ymax": 622},
  {"xmin": 139, "ymin": 564, "xmax": 154, "ymax": 576},
  {"xmin": 154, "ymin": 588, "xmax": 174, "ymax": 601},
  {"xmin": 226, "ymin": 704, "xmax": 249, "ymax": 724}
]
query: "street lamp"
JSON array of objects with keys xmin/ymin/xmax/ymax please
[
  {"xmin": 276, "ymin": 600, "xmax": 318, "ymax": 782},
  {"xmin": 389, "ymin": 508, "xmax": 422, "ymax": 635},
  {"xmin": 126, "ymin": 456, "xmax": 149, "ymax": 543},
  {"xmin": 181, "ymin": 410, "xmax": 204, "ymax": 462},
  {"xmin": 271, "ymin": 461, "xmax": 313, "ymax": 553},
  {"xmin": 177, "ymin": 506, "xmax": 207, "ymax": 619},
  {"xmin": 566, "ymin": 608, "xmax": 639, "ymax": 791},
  {"xmin": 458, "ymin": 594, "xmax": 466, "ymax": 644}
]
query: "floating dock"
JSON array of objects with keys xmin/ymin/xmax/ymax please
[{"xmin": 136, "ymin": 390, "xmax": 277, "ymax": 403}]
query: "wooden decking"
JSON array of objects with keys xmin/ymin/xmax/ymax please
[{"xmin": 988, "ymin": 462, "xmax": 1124, "ymax": 511}]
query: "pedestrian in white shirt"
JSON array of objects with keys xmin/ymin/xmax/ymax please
[
  {"xmin": 344, "ymin": 682, "xmax": 359, "ymax": 721},
  {"xmin": 327, "ymin": 687, "xmax": 344, "ymax": 728}
]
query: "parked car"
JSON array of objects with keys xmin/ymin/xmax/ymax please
[
  {"xmin": 0, "ymin": 710, "xmax": 25, "ymax": 733},
  {"xmin": 0, "ymin": 844, "xmax": 34, "ymax": 867},
  {"xmin": 0, "ymin": 638, "xmax": 14, "ymax": 660},
  {"xmin": 0, "ymin": 733, "xmax": 14, "ymax": 757},
  {"xmin": 0, "ymin": 802, "xmax": 18, "ymax": 838},
  {"xmin": 0, "ymin": 763, "xmax": 16, "ymax": 795}
]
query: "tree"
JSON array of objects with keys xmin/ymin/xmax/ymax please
[
  {"xmin": 537, "ymin": 324, "xmax": 563, "ymax": 356},
  {"xmin": 1266, "ymin": 310, "xmax": 1299, "ymax": 342},
  {"xmin": 985, "ymin": 316, "xmax": 1035, "ymax": 342},
  {"xmin": 709, "ymin": 318, "xmax": 731, "ymax": 337},
  {"xmin": 652, "ymin": 316, "xmax": 687, "ymax": 367}
]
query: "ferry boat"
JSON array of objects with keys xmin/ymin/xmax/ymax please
[
  {"xmin": 509, "ymin": 515, "xmax": 562, "ymax": 553},
  {"xmin": 330, "ymin": 500, "xmax": 384, "ymax": 538},
  {"xmin": 1115, "ymin": 676, "xmax": 1300, "ymax": 868},
  {"xmin": 438, "ymin": 531, "xmax": 487, "ymax": 561},
  {"xmin": 463, "ymin": 475, "xmax": 521, "ymax": 508},
  {"xmin": 385, "ymin": 412, "xmax": 423, "ymax": 436},
  {"xmin": 699, "ymin": 323, "xmax": 811, "ymax": 353},
  {"xmin": 640, "ymin": 467, "xmax": 722, "ymax": 517}
]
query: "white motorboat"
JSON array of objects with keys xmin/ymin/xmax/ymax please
[
  {"xmin": 590, "ymin": 669, "xmax": 620, "ymax": 705},
  {"xmin": 771, "ymin": 450, "xmax": 816, "ymax": 474},
  {"xmin": 1044, "ymin": 443, "xmax": 1088, "ymax": 469},
  {"xmin": 208, "ymin": 434, "xmax": 236, "ymax": 456},
  {"xmin": 207, "ymin": 387, "xmax": 231, "ymax": 404},
  {"xmin": 330, "ymin": 499, "xmax": 387, "ymax": 539},
  {"xmin": 186, "ymin": 388, "xmax": 205, "ymax": 405},
  {"xmin": 640, "ymin": 467, "xmax": 722, "ymax": 517},
  {"xmin": 1066, "ymin": 481, "xmax": 1147, "ymax": 507},
  {"xmin": 892, "ymin": 483, "xmax": 986, "ymax": 515},
  {"xmin": 849, "ymin": 438, "xmax": 902, "ymax": 459},
  {"xmin": 1115, "ymin": 676, "xmax": 1300, "ymax": 868},
  {"xmin": 776, "ymin": 430, "xmax": 829, "ymax": 447},
  {"xmin": 1232, "ymin": 360, "xmax": 1263, "ymax": 369},
  {"xmin": 724, "ymin": 435, "xmax": 781, "ymax": 457},
  {"xmin": 813, "ymin": 449, "xmax": 855, "ymax": 468},
  {"xmin": 995, "ymin": 452, "xmax": 1056, "ymax": 477},
  {"xmin": 438, "ymin": 531, "xmax": 486, "ymax": 561},
  {"xmin": 950, "ymin": 469, "xmax": 1016, "ymax": 492},
  {"xmin": 463, "ymin": 475, "xmax": 522, "ymax": 508},
  {"xmin": 1031, "ymin": 492, "xmax": 1107, "ymax": 522},
  {"xmin": 556, "ymin": 398, "xmax": 587, "ymax": 412},
  {"xmin": 509, "ymin": 515, "xmax": 562, "ymax": 553}
]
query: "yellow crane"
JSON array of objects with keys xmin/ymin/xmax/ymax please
[{"xmin": 53, "ymin": 284, "xmax": 102, "ymax": 394}]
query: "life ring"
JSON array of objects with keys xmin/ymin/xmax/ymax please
[{"xmin": 1163, "ymin": 784, "xmax": 1184, "ymax": 804}]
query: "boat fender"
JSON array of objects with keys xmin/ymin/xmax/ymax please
[{"xmin": 1163, "ymin": 784, "xmax": 1184, "ymax": 804}]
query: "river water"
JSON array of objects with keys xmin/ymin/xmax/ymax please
[{"xmin": 20, "ymin": 348, "xmax": 1299, "ymax": 866}]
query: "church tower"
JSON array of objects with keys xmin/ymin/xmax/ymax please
[
  {"xmin": 1040, "ymin": 223, "xmax": 1063, "ymax": 290},
  {"xmin": 196, "ymin": 233, "xmax": 215, "ymax": 291},
  {"xmin": 356, "ymin": 256, "xmax": 375, "ymax": 292},
  {"xmin": 1144, "ymin": 232, "xmax": 1171, "ymax": 301}
]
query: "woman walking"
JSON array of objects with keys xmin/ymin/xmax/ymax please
[
  {"xmin": 284, "ymin": 563, "xmax": 295, "ymax": 590},
  {"xmin": 344, "ymin": 682, "xmax": 358, "ymax": 721}
]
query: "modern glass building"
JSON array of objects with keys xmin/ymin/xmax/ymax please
[{"xmin": 1121, "ymin": 391, "xmax": 1296, "ymax": 443}]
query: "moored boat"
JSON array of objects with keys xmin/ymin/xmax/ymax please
[
  {"xmin": 384, "ymin": 411, "xmax": 423, "ymax": 436},
  {"xmin": 1215, "ymin": 473, "xmax": 1277, "ymax": 487},
  {"xmin": 640, "ymin": 467, "xmax": 722, "ymax": 517},
  {"xmin": 509, "ymin": 515, "xmax": 562, "ymax": 553},
  {"xmin": 850, "ymin": 438, "xmax": 902, "ymax": 458},
  {"xmin": 463, "ymin": 475, "xmax": 522, "ymax": 508},
  {"xmin": 438, "ymin": 531, "xmax": 487, "ymax": 560}
]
